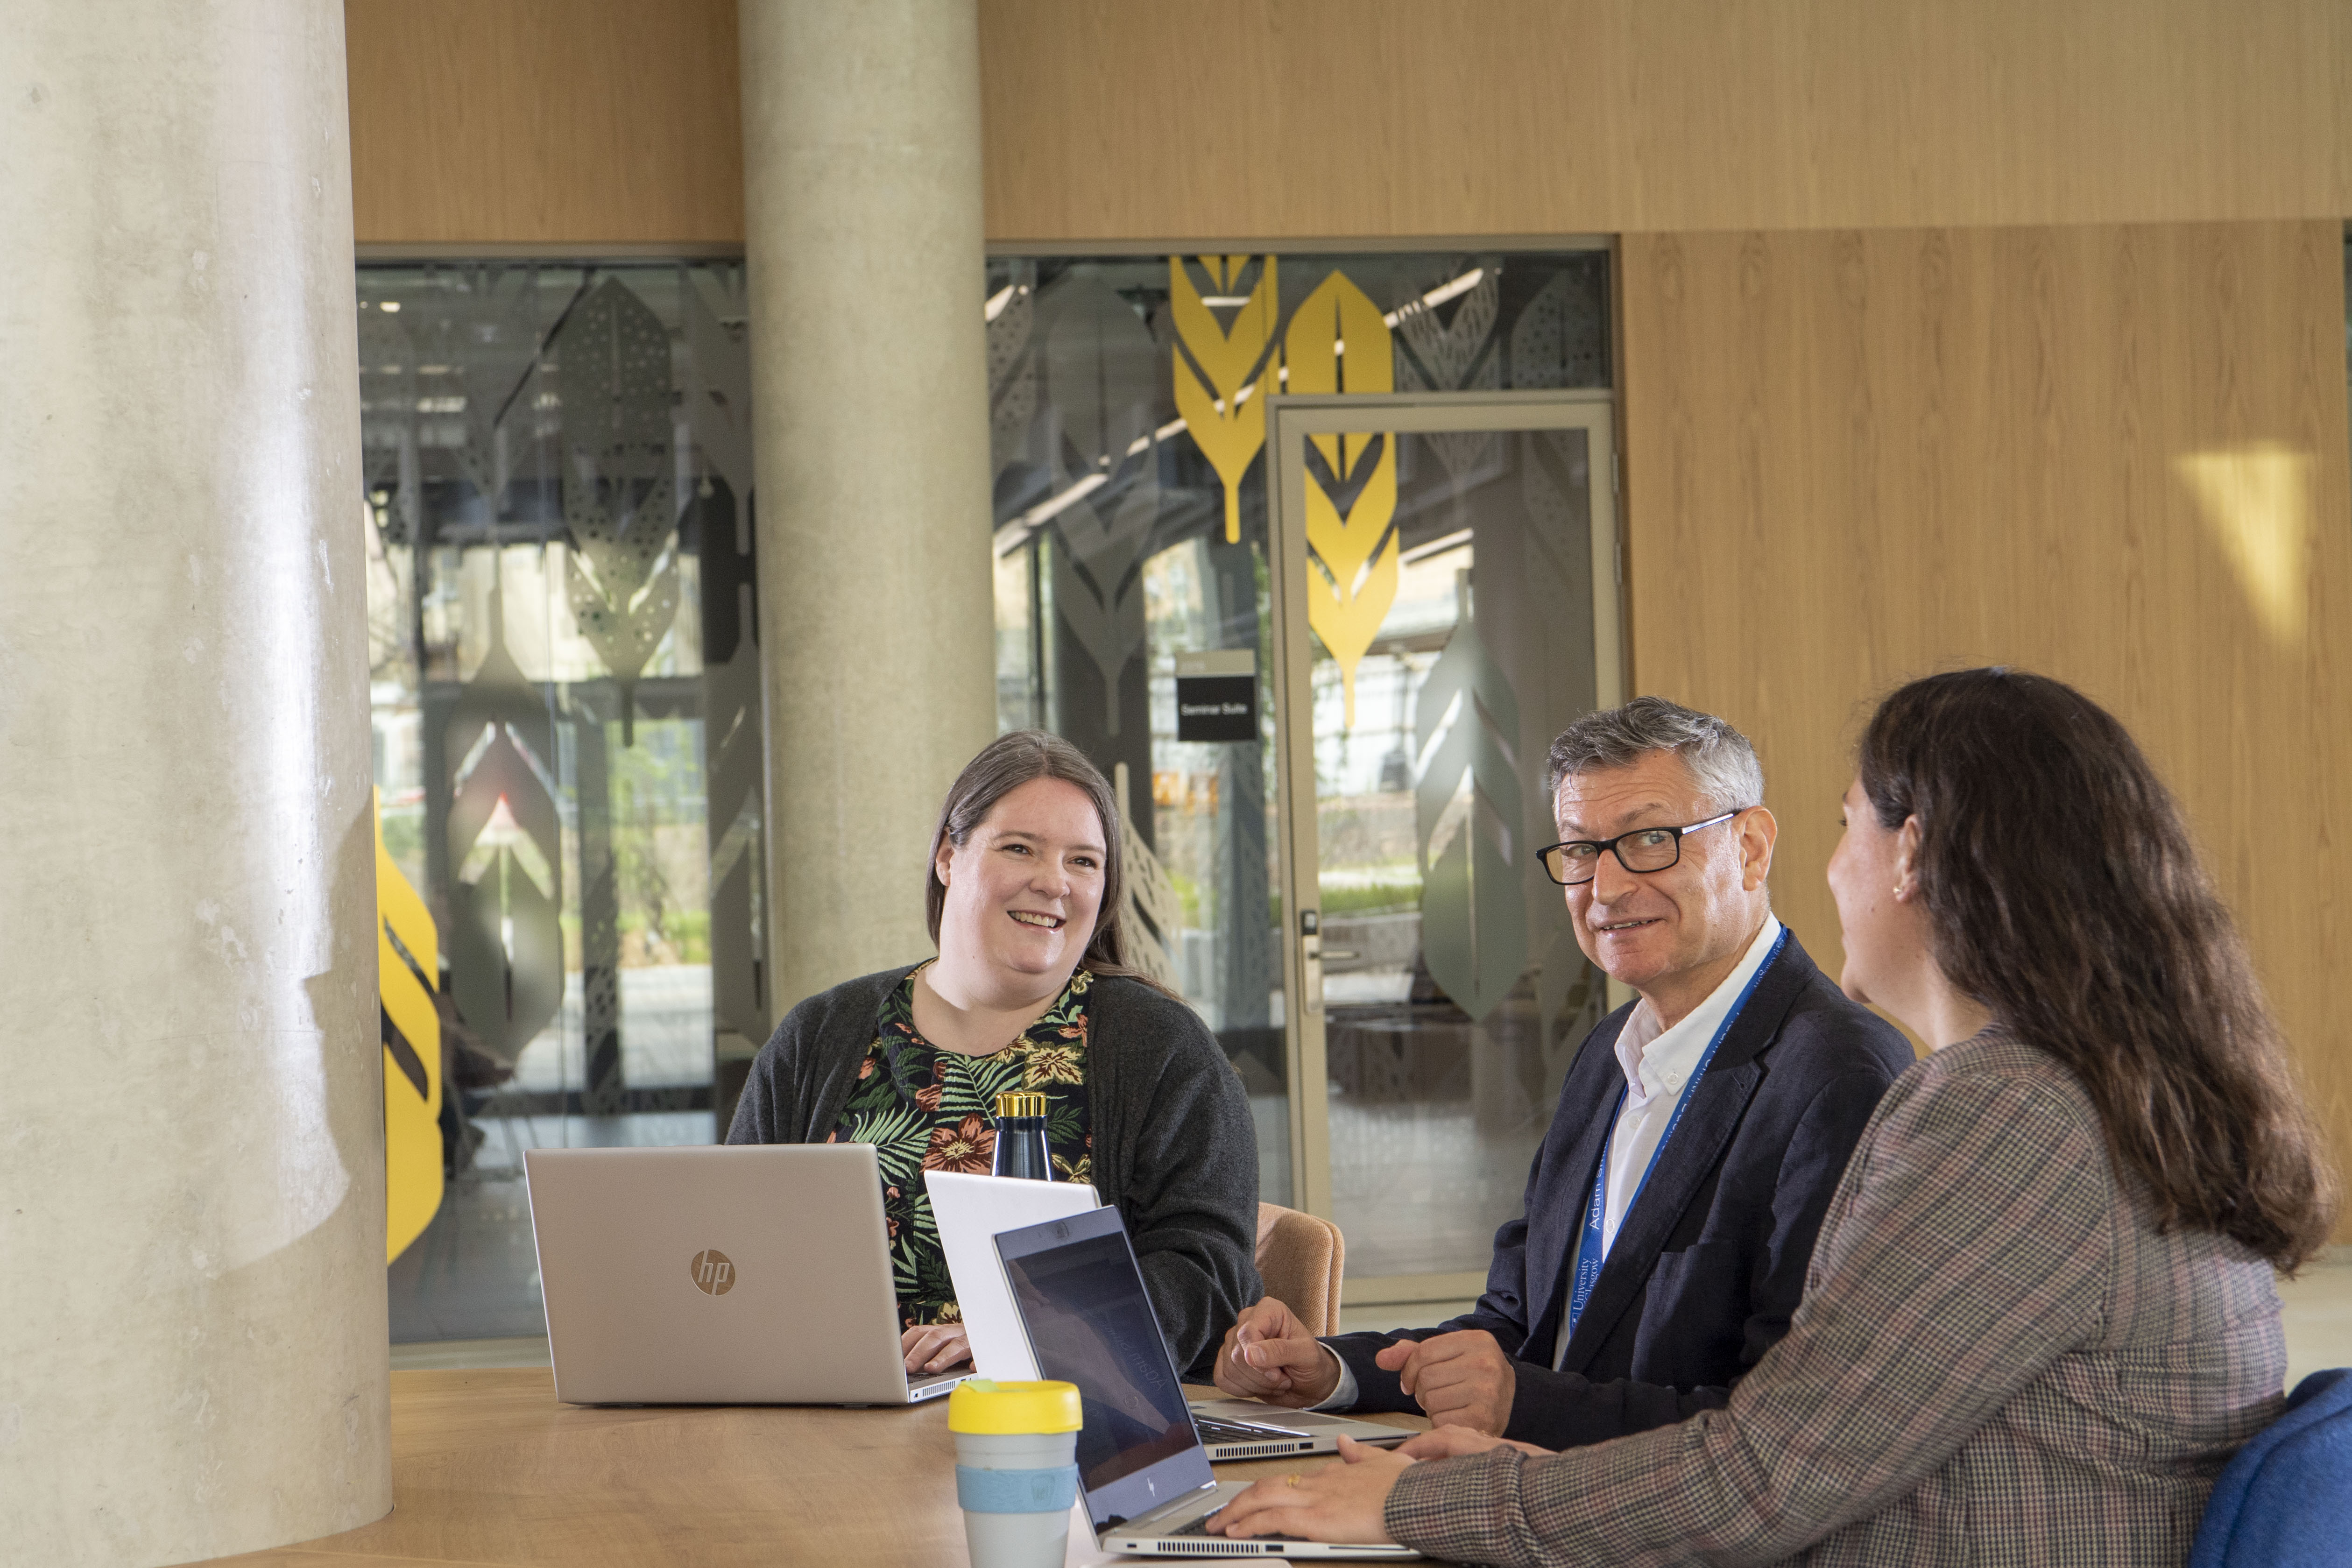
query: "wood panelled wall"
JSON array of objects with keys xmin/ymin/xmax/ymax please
[
  {"xmin": 346, "ymin": 0, "xmax": 742, "ymax": 247},
  {"xmin": 1621, "ymin": 221, "xmax": 2352, "ymax": 1233},
  {"xmin": 979, "ymin": 0, "xmax": 2352, "ymax": 243},
  {"xmin": 344, "ymin": 0, "xmax": 2352, "ymax": 247}
]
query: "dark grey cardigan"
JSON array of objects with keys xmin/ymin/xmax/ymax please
[{"xmin": 726, "ymin": 964, "xmax": 1263, "ymax": 1380}]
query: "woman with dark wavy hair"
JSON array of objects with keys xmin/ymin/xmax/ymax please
[
  {"xmin": 1215, "ymin": 668, "xmax": 2335, "ymax": 1565},
  {"xmin": 728, "ymin": 730, "xmax": 1261, "ymax": 1382}
]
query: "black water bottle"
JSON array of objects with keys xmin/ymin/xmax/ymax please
[{"xmin": 991, "ymin": 1090, "xmax": 1052, "ymax": 1180}]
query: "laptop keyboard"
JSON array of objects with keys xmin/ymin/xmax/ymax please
[
  {"xmin": 1195, "ymin": 1415, "xmax": 1298, "ymax": 1444},
  {"xmin": 1165, "ymin": 1510, "xmax": 1307, "ymax": 1545}
]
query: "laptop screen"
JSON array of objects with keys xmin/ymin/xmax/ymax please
[{"xmin": 997, "ymin": 1208, "xmax": 1215, "ymax": 1530}]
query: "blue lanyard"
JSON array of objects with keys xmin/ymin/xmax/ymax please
[{"xmin": 1565, "ymin": 925, "xmax": 1788, "ymax": 1340}]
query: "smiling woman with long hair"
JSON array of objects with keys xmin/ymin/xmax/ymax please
[
  {"xmin": 1213, "ymin": 669, "xmax": 2336, "ymax": 1565},
  {"xmin": 727, "ymin": 730, "xmax": 1262, "ymax": 1382}
]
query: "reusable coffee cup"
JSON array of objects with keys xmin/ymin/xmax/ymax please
[{"xmin": 948, "ymin": 1377, "xmax": 1083, "ymax": 1568}]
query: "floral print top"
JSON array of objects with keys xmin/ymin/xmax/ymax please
[{"xmin": 826, "ymin": 964, "xmax": 1095, "ymax": 1328}]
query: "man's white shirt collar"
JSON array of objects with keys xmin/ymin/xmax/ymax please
[{"xmin": 1614, "ymin": 914, "xmax": 1782, "ymax": 1108}]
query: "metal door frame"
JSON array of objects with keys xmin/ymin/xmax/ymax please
[{"xmin": 1264, "ymin": 390, "xmax": 1623, "ymax": 1307}]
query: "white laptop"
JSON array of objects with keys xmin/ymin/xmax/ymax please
[
  {"xmin": 995, "ymin": 1206, "xmax": 1419, "ymax": 1559},
  {"xmin": 930, "ymin": 1171, "xmax": 1409, "ymax": 1462},
  {"xmin": 927, "ymin": 1169, "xmax": 1104, "ymax": 1380},
  {"xmin": 523, "ymin": 1144, "xmax": 968, "ymax": 1406}
]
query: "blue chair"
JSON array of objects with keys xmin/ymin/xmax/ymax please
[{"xmin": 2190, "ymin": 1368, "xmax": 2352, "ymax": 1567}]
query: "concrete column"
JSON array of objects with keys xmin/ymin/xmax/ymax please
[
  {"xmin": 0, "ymin": 7, "xmax": 389, "ymax": 1565},
  {"xmin": 740, "ymin": 0, "xmax": 999, "ymax": 1007}
]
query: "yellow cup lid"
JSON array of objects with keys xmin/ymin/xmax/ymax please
[{"xmin": 948, "ymin": 1378, "xmax": 1083, "ymax": 1434}]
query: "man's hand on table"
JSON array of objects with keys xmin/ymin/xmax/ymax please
[
  {"xmin": 1373, "ymin": 1329, "xmax": 1515, "ymax": 1434},
  {"xmin": 1213, "ymin": 1298, "xmax": 1345, "ymax": 1408}
]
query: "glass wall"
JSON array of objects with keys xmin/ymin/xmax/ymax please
[
  {"xmin": 982, "ymin": 250, "xmax": 1610, "ymax": 1207},
  {"xmin": 361, "ymin": 262, "xmax": 764, "ymax": 1340},
  {"xmin": 364, "ymin": 248, "xmax": 1607, "ymax": 1334}
]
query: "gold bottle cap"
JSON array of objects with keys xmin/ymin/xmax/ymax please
[{"xmin": 995, "ymin": 1090, "xmax": 1048, "ymax": 1120}]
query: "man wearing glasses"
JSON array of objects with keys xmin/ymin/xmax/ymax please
[{"xmin": 1213, "ymin": 697, "xmax": 1914, "ymax": 1450}]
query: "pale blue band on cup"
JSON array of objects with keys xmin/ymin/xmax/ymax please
[{"xmin": 956, "ymin": 1463, "xmax": 1080, "ymax": 1514}]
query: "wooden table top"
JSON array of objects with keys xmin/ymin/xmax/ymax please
[{"xmin": 195, "ymin": 1369, "xmax": 1428, "ymax": 1567}]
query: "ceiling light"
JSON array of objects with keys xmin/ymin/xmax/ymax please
[
  {"xmin": 984, "ymin": 283, "xmax": 1027, "ymax": 323},
  {"xmin": 1383, "ymin": 267, "xmax": 1483, "ymax": 328},
  {"xmin": 1399, "ymin": 527, "xmax": 1473, "ymax": 565}
]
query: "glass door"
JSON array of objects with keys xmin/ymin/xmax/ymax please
[{"xmin": 1268, "ymin": 392, "xmax": 1622, "ymax": 1311}]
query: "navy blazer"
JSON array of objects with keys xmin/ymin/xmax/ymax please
[{"xmin": 1325, "ymin": 929, "xmax": 1914, "ymax": 1450}]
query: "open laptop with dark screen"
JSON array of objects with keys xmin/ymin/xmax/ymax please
[
  {"xmin": 995, "ymin": 1206, "xmax": 1417, "ymax": 1559},
  {"xmin": 932, "ymin": 1170, "xmax": 1408, "ymax": 1459}
]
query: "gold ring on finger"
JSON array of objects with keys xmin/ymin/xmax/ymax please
[{"xmin": 1285, "ymin": 1473, "xmax": 1303, "ymax": 1488}]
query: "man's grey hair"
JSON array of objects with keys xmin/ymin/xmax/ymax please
[{"xmin": 1545, "ymin": 697, "xmax": 1766, "ymax": 815}]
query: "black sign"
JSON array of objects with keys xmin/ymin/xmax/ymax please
[{"xmin": 1176, "ymin": 674, "xmax": 1258, "ymax": 742}]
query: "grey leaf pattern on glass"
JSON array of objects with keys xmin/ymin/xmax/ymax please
[
  {"xmin": 443, "ymin": 574, "xmax": 567, "ymax": 1062},
  {"xmin": 1508, "ymin": 270, "xmax": 1608, "ymax": 390},
  {"xmin": 1414, "ymin": 574, "xmax": 1528, "ymax": 1023},
  {"xmin": 1393, "ymin": 268, "xmax": 1502, "ymax": 484},
  {"xmin": 558, "ymin": 277, "xmax": 681, "ymax": 745},
  {"xmin": 1044, "ymin": 275, "xmax": 1160, "ymax": 730},
  {"xmin": 988, "ymin": 262, "xmax": 1038, "ymax": 478},
  {"xmin": 414, "ymin": 264, "xmax": 543, "ymax": 509},
  {"xmin": 1112, "ymin": 761, "xmax": 1185, "ymax": 993},
  {"xmin": 1046, "ymin": 273, "xmax": 1157, "ymax": 472}
]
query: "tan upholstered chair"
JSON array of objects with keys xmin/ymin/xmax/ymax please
[{"xmin": 1255, "ymin": 1203, "xmax": 1346, "ymax": 1335}]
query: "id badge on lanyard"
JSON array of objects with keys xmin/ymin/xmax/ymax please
[{"xmin": 1564, "ymin": 925, "xmax": 1789, "ymax": 1340}]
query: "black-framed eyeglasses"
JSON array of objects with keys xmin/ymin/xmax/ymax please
[{"xmin": 1536, "ymin": 809, "xmax": 1745, "ymax": 887}]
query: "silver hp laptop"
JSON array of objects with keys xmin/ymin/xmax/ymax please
[
  {"xmin": 996, "ymin": 1207, "xmax": 1418, "ymax": 1559},
  {"xmin": 524, "ymin": 1144, "xmax": 968, "ymax": 1406},
  {"xmin": 931, "ymin": 1171, "xmax": 1407, "ymax": 1461}
]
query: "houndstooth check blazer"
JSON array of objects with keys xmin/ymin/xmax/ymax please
[{"xmin": 1383, "ymin": 1028, "xmax": 2288, "ymax": 1567}]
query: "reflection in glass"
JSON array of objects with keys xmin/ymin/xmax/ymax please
[{"xmin": 360, "ymin": 262, "xmax": 763, "ymax": 1341}]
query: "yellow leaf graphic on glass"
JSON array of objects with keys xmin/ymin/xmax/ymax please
[
  {"xmin": 377, "ymin": 788, "xmax": 444, "ymax": 1264},
  {"xmin": 1285, "ymin": 271, "xmax": 1397, "ymax": 728},
  {"xmin": 1284, "ymin": 270, "xmax": 1395, "ymax": 401},
  {"xmin": 1304, "ymin": 455, "xmax": 1398, "ymax": 728},
  {"xmin": 1170, "ymin": 255, "xmax": 1278, "ymax": 543}
]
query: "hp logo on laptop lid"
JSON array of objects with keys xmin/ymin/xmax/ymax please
[{"xmin": 689, "ymin": 1249, "xmax": 735, "ymax": 1295}]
